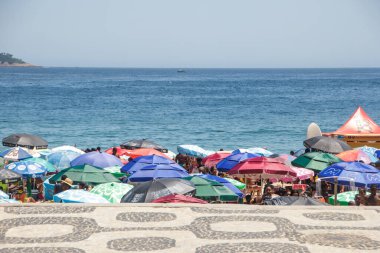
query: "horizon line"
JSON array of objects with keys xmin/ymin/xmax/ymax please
[{"xmin": 31, "ymin": 66, "xmax": 380, "ymax": 70}]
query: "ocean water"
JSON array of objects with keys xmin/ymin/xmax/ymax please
[{"xmin": 0, "ymin": 67, "xmax": 380, "ymax": 154}]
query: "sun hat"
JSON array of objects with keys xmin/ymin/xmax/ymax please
[{"xmin": 62, "ymin": 178, "xmax": 73, "ymax": 187}]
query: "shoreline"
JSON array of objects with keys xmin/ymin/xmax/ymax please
[{"xmin": 0, "ymin": 63, "xmax": 39, "ymax": 67}]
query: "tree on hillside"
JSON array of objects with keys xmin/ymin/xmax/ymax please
[{"xmin": 0, "ymin": 53, "xmax": 26, "ymax": 64}]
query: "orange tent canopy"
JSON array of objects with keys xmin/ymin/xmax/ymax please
[{"xmin": 327, "ymin": 106, "xmax": 380, "ymax": 136}]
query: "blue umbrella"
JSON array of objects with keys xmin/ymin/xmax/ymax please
[
  {"xmin": 70, "ymin": 151, "xmax": 123, "ymax": 168},
  {"xmin": 0, "ymin": 147, "xmax": 32, "ymax": 161},
  {"xmin": 177, "ymin": 145, "xmax": 213, "ymax": 158},
  {"xmin": 197, "ymin": 174, "xmax": 243, "ymax": 198},
  {"xmin": 216, "ymin": 152, "xmax": 259, "ymax": 172},
  {"xmin": 121, "ymin": 154, "xmax": 183, "ymax": 173},
  {"xmin": 47, "ymin": 150, "xmax": 81, "ymax": 171},
  {"xmin": 319, "ymin": 162, "xmax": 380, "ymax": 188},
  {"xmin": 232, "ymin": 148, "xmax": 273, "ymax": 157},
  {"xmin": 0, "ymin": 190, "xmax": 9, "ymax": 199},
  {"xmin": 53, "ymin": 189, "xmax": 110, "ymax": 203},
  {"xmin": 357, "ymin": 146, "xmax": 378, "ymax": 156},
  {"xmin": 128, "ymin": 164, "xmax": 189, "ymax": 183},
  {"xmin": 5, "ymin": 161, "xmax": 47, "ymax": 178},
  {"xmin": 0, "ymin": 198, "xmax": 19, "ymax": 203},
  {"xmin": 43, "ymin": 177, "xmax": 55, "ymax": 201},
  {"xmin": 375, "ymin": 150, "xmax": 380, "ymax": 159}
]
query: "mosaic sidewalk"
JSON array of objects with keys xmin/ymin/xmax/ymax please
[{"xmin": 0, "ymin": 204, "xmax": 379, "ymax": 253}]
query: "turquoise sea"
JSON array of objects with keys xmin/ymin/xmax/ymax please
[{"xmin": 0, "ymin": 68, "xmax": 380, "ymax": 154}]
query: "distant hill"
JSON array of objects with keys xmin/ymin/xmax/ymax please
[{"xmin": 0, "ymin": 53, "xmax": 36, "ymax": 67}]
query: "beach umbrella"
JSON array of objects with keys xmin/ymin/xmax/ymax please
[
  {"xmin": 291, "ymin": 152, "xmax": 342, "ymax": 172},
  {"xmin": 304, "ymin": 136, "xmax": 352, "ymax": 154},
  {"xmin": 36, "ymin": 149, "xmax": 52, "ymax": 159},
  {"xmin": 0, "ymin": 147, "xmax": 32, "ymax": 161},
  {"xmin": 50, "ymin": 164, "xmax": 119, "ymax": 185},
  {"xmin": 225, "ymin": 178, "xmax": 246, "ymax": 190},
  {"xmin": 263, "ymin": 196, "xmax": 328, "ymax": 206},
  {"xmin": 232, "ymin": 148, "xmax": 273, "ymax": 157},
  {"xmin": 375, "ymin": 150, "xmax": 380, "ymax": 159},
  {"xmin": 121, "ymin": 178, "xmax": 196, "ymax": 203},
  {"xmin": 278, "ymin": 167, "xmax": 315, "ymax": 182},
  {"xmin": 0, "ymin": 198, "xmax": 20, "ymax": 203},
  {"xmin": 70, "ymin": 151, "xmax": 123, "ymax": 168},
  {"xmin": 103, "ymin": 166, "xmax": 125, "ymax": 178},
  {"xmin": 90, "ymin": 182, "xmax": 133, "ymax": 203},
  {"xmin": 270, "ymin": 154, "xmax": 296, "ymax": 162},
  {"xmin": 328, "ymin": 191, "xmax": 370, "ymax": 206},
  {"xmin": 53, "ymin": 189, "xmax": 110, "ymax": 203},
  {"xmin": 228, "ymin": 157, "xmax": 297, "ymax": 179},
  {"xmin": 47, "ymin": 150, "xmax": 81, "ymax": 171},
  {"xmin": 51, "ymin": 145, "xmax": 84, "ymax": 154},
  {"xmin": 319, "ymin": 162, "xmax": 380, "ymax": 188},
  {"xmin": 0, "ymin": 190, "xmax": 9, "ymax": 199},
  {"xmin": 43, "ymin": 177, "xmax": 55, "ymax": 201},
  {"xmin": 127, "ymin": 164, "xmax": 189, "ymax": 183},
  {"xmin": 197, "ymin": 174, "xmax": 244, "ymax": 198},
  {"xmin": 120, "ymin": 139, "xmax": 168, "ymax": 153},
  {"xmin": 2, "ymin": 133, "xmax": 48, "ymax": 149},
  {"xmin": 337, "ymin": 150, "xmax": 376, "ymax": 164},
  {"xmin": 0, "ymin": 169, "xmax": 22, "ymax": 183},
  {"xmin": 121, "ymin": 154, "xmax": 181, "ymax": 173},
  {"xmin": 105, "ymin": 146, "xmax": 128, "ymax": 157},
  {"xmin": 177, "ymin": 145, "xmax": 213, "ymax": 158},
  {"xmin": 202, "ymin": 152, "xmax": 231, "ymax": 168},
  {"xmin": 216, "ymin": 152, "xmax": 260, "ymax": 172},
  {"xmin": 122, "ymin": 148, "xmax": 171, "ymax": 160},
  {"xmin": 0, "ymin": 157, "xmax": 3, "ymax": 167},
  {"xmin": 183, "ymin": 176, "xmax": 239, "ymax": 202},
  {"xmin": 356, "ymin": 146, "xmax": 378, "ymax": 157},
  {"xmin": 24, "ymin": 157, "xmax": 57, "ymax": 173},
  {"xmin": 152, "ymin": 193, "xmax": 208, "ymax": 204},
  {"xmin": 5, "ymin": 161, "xmax": 47, "ymax": 178}
]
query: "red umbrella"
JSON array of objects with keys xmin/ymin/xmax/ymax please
[
  {"xmin": 105, "ymin": 147, "xmax": 128, "ymax": 156},
  {"xmin": 151, "ymin": 193, "xmax": 208, "ymax": 204},
  {"xmin": 123, "ymin": 148, "xmax": 171, "ymax": 160},
  {"xmin": 336, "ymin": 150, "xmax": 373, "ymax": 164},
  {"xmin": 228, "ymin": 157, "xmax": 297, "ymax": 178},
  {"xmin": 202, "ymin": 152, "xmax": 231, "ymax": 168}
]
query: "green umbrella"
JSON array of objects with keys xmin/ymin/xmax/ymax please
[
  {"xmin": 225, "ymin": 178, "xmax": 246, "ymax": 190},
  {"xmin": 328, "ymin": 191, "xmax": 370, "ymax": 206},
  {"xmin": 103, "ymin": 166, "xmax": 125, "ymax": 179},
  {"xmin": 49, "ymin": 164, "xmax": 119, "ymax": 186},
  {"xmin": 90, "ymin": 182, "xmax": 133, "ymax": 203},
  {"xmin": 24, "ymin": 157, "xmax": 57, "ymax": 173},
  {"xmin": 0, "ymin": 157, "xmax": 4, "ymax": 168},
  {"xmin": 291, "ymin": 152, "xmax": 342, "ymax": 172},
  {"xmin": 183, "ymin": 176, "xmax": 238, "ymax": 202}
]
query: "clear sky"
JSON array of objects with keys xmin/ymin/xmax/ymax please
[{"xmin": 1, "ymin": 0, "xmax": 380, "ymax": 68}]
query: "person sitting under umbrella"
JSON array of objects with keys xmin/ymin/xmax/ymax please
[
  {"xmin": 54, "ymin": 176, "xmax": 73, "ymax": 194},
  {"xmin": 355, "ymin": 188, "xmax": 367, "ymax": 206},
  {"xmin": 365, "ymin": 185, "xmax": 380, "ymax": 206},
  {"xmin": 257, "ymin": 185, "xmax": 279, "ymax": 205}
]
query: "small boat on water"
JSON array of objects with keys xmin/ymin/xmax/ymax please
[{"xmin": 177, "ymin": 69, "xmax": 185, "ymax": 73}]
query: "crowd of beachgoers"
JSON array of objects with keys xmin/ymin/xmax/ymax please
[{"xmin": 1, "ymin": 134, "xmax": 380, "ymax": 206}]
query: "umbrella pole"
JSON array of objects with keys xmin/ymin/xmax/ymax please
[
  {"xmin": 27, "ymin": 178, "xmax": 32, "ymax": 197},
  {"xmin": 334, "ymin": 177, "xmax": 338, "ymax": 206}
]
